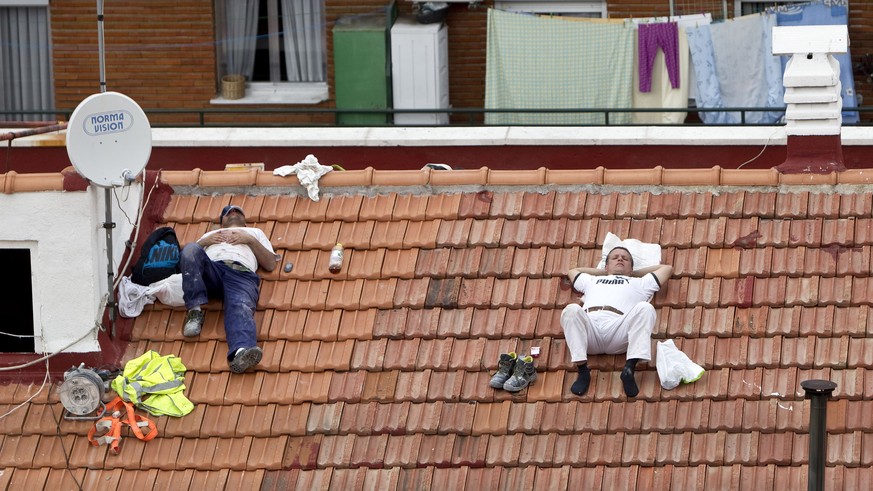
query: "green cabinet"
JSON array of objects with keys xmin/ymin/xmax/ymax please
[{"xmin": 333, "ymin": 7, "xmax": 396, "ymax": 125}]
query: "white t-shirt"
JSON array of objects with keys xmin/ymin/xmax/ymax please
[
  {"xmin": 201, "ymin": 227, "xmax": 274, "ymax": 272},
  {"xmin": 572, "ymin": 273, "xmax": 661, "ymax": 314}
]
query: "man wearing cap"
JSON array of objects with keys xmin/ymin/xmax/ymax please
[
  {"xmin": 561, "ymin": 246, "xmax": 672, "ymax": 398},
  {"xmin": 180, "ymin": 205, "xmax": 278, "ymax": 373}
]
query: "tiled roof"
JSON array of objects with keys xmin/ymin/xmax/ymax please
[{"xmin": 5, "ymin": 166, "xmax": 873, "ymax": 488}]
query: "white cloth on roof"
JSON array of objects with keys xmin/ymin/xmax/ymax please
[
  {"xmin": 118, "ymin": 274, "xmax": 185, "ymax": 318},
  {"xmin": 596, "ymin": 232, "xmax": 662, "ymax": 270},
  {"xmin": 273, "ymin": 154, "xmax": 333, "ymax": 201}
]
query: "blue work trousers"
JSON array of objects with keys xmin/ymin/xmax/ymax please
[{"xmin": 180, "ymin": 243, "xmax": 260, "ymax": 359}]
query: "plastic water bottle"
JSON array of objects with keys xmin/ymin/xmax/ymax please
[{"xmin": 328, "ymin": 243, "xmax": 344, "ymax": 273}]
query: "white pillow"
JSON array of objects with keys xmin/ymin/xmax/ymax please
[{"xmin": 595, "ymin": 232, "xmax": 662, "ymax": 271}]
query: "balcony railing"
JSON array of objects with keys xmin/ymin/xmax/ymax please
[{"xmin": 3, "ymin": 106, "xmax": 871, "ymax": 127}]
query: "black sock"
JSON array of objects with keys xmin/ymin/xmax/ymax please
[
  {"xmin": 621, "ymin": 359, "xmax": 640, "ymax": 398},
  {"xmin": 570, "ymin": 364, "xmax": 591, "ymax": 396}
]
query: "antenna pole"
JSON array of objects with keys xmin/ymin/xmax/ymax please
[
  {"xmin": 98, "ymin": 0, "xmax": 114, "ymax": 334},
  {"xmin": 104, "ymin": 188, "xmax": 117, "ymax": 337},
  {"xmin": 97, "ymin": 0, "xmax": 106, "ymax": 92}
]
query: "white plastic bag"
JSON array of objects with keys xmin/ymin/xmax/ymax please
[
  {"xmin": 149, "ymin": 274, "xmax": 185, "ymax": 307},
  {"xmin": 117, "ymin": 274, "xmax": 185, "ymax": 318},
  {"xmin": 656, "ymin": 339, "xmax": 705, "ymax": 390}
]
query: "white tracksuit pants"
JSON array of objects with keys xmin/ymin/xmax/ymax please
[{"xmin": 560, "ymin": 302, "xmax": 656, "ymax": 363}]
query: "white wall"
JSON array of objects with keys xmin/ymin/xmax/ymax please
[{"xmin": 0, "ymin": 181, "xmax": 142, "ymax": 353}]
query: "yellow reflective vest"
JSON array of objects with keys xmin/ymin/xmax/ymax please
[{"xmin": 111, "ymin": 350, "xmax": 194, "ymax": 417}]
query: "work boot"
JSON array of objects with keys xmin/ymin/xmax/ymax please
[
  {"xmin": 489, "ymin": 352, "xmax": 518, "ymax": 389},
  {"xmin": 183, "ymin": 310, "xmax": 205, "ymax": 337},
  {"xmin": 503, "ymin": 355, "xmax": 537, "ymax": 392},
  {"xmin": 229, "ymin": 346, "xmax": 263, "ymax": 373}
]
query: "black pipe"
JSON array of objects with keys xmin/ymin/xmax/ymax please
[{"xmin": 801, "ymin": 379, "xmax": 837, "ymax": 491}]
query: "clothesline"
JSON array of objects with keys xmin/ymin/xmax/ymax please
[{"xmin": 484, "ymin": 0, "xmax": 856, "ymax": 126}]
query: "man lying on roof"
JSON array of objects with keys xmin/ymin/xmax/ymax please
[
  {"xmin": 180, "ymin": 205, "xmax": 278, "ymax": 373},
  {"xmin": 561, "ymin": 246, "xmax": 673, "ymax": 398}
]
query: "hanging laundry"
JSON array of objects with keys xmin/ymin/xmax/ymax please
[
  {"xmin": 485, "ymin": 8, "xmax": 635, "ymax": 125},
  {"xmin": 686, "ymin": 13, "xmax": 784, "ymax": 124},
  {"xmin": 638, "ymin": 22, "xmax": 680, "ymax": 93},
  {"xmin": 631, "ymin": 14, "xmax": 709, "ymax": 124},
  {"xmin": 775, "ymin": 0, "xmax": 858, "ymax": 123}
]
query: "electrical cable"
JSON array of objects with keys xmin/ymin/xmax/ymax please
[
  {"xmin": 736, "ymin": 128, "xmax": 781, "ymax": 169},
  {"xmin": 112, "ymin": 170, "xmax": 161, "ymax": 291},
  {"xmin": 0, "ymin": 295, "xmax": 106, "ymax": 372},
  {"xmin": 48, "ymin": 370, "xmax": 85, "ymax": 491},
  {"xmin": 0, "ymin": 331, "xmax": 35, "ymax": 338},
  {"xmin": 0, "ymin": 359, "xmax": 49, "ymax": 419}
]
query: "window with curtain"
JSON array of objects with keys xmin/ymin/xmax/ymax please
[
  {"xmin": 0, "ymin": 1, "xmax": 55, "ymax": 121},
  {"xmin": 214, "ymin": 0, "xmax": 327, "ymax": 103}
]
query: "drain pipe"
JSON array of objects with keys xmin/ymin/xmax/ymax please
[{"xmin": 801, "ymin": 379, "xmax": 837, "ymax": 491}]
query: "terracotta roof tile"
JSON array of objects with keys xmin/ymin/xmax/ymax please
[
  {"xmin": 358, "ymin": 402, "xmax": 403, "ymax": 436},
  {"xmin": 808, "ymin": 193, "xmax": 842, "ymax": 218},
  {"xmin": 564, "ymin": 218, "xmax": 600, "ymax": 247},
  {"xmin": 347, "ymin": 249, "xmax": 385, "ymax": 280},
  {"xmin": 458, "ymin": 191, "xmax": 492, "ymax": 219},
  {"xmin": 586, "ymin": 432, "xmax": 624, "ymax": 466},
  {"xmin": 417, "ymin": 434, "xmax": 455, "ymax": 467},
  {"xmin": 349, "ymin": 434, "xmax": 388, "ymax": 468},
  {"xmin": 622, "ymin": 432, "xmax": 658, "ymax": 465},
  {"xmin": 292, "ymin": 372, "xmax": 332, "ymax": 404},
  {"xmin": 381, "ymin": 434, "xmax": 422, "ymax": 469},
  {"xmin": 547, "ymin": 433, "xmax": 588, "ymax": 468},
  {"xmin": 394, "ymin": 370, "xmax": 432, "ymax": 403},
  {"xmin": 404, "ymin": 308, "xmax": 440, "ymax": 339},
  {"xmin": 497, "ymin": 220, "xmax": 536, "ymax": 248},
  {"xmin": 691, "ymin": 217, "xmax": 725, "ymax": 248},
  {"xmin": 291, "ymin": 196, "xmax": 330, "ymax": 223},
  {"xmin": 483, "ymin": 433, "xmax": 521, "ymax": 466},
  {"xmin": 433, "ymin": 401, "xmax": 472, "ymax": 433},
  {"xmin": 616, "ymin": 192, "xmax": 650, "ymax": 219},
  {"xmin": 336, "ymin": 220, "xmax": 375, "ymax": 250},
  {"xmin": 416, "ymin": 339, "xmax": 455, "ymax": 371},
  {"xmin": 775, "ymin": 191, "xmax": 808, "ymax": 218},
  {"xmin": 421, "ymin": 193, "xmax": 459, "ymax": 220},
  {"xmin": 209, "ymin": 437, "xmax": 253, "ymax": 471},
  {"xmin": 323, "ymin": 194, "xmax": 361, "ymax": 222},
  {"xmin": 402, "ymin": 220, "xmax": 438, "ymax": 249},
  {"xmin": 659, "ymin": 218, "xmax": 694, "ymax": 248},
  {"xmin": 304, "ymin": 403, "xmax": 343, "ymax": 436},
  {"xmin": 328, "ymin": 370, "xmax": 366, "ymax": 403}
]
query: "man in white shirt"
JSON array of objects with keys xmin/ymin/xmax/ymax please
[
  {"xmin": 561, "ymin": 246, "xmax": 672, "ymax": 397},
  {"xmin": 180, "ymin": 205, "xmax": 278, "ymax": 373}
]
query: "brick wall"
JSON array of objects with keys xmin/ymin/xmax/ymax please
[
  {"xmin": 48, "ymin": 0, "xmax": 873, "ymax": 125},
  {"xmin": 51, "ymin": 0, "xmax": 217, "ymax": 123}
]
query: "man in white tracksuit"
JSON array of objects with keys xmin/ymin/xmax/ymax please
[{"xmin": 561, "ymin": 246, "xmax": 672, "ymax": 398}]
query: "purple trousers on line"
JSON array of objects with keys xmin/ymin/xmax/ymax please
[{"xmin": 638, "ymin": 22, "xmax": 680, "ymax": 93}]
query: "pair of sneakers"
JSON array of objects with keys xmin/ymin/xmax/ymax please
[
  {"xmin": 183, "ymin": 310, "xmax": 262, "ymax": 373},
  {"xmin": 489, "ymin": 352, "xmax": 538, "ymax": 392}
]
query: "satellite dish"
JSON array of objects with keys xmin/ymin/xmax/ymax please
[{"xmin": 66, "ymin": 91, "xmax": 152, "ymax": 187}]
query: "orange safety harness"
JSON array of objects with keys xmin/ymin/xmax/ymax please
[{"xmin": 87, "ymin": 396, "xmax": 158, "ymax": 453}]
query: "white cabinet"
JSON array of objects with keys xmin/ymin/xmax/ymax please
[{"xmin": 390, "ymin": 18, "xmax": 449, "ymax": 125}]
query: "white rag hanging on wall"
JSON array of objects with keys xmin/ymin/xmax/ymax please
[{"xmin": 273, "ymin": 154, "xmax": 334, "ymax": 201}]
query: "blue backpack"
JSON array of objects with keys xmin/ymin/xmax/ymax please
[{"xmin": 131, "ymin": 227, "xmax": 181, "ymax": 286}]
